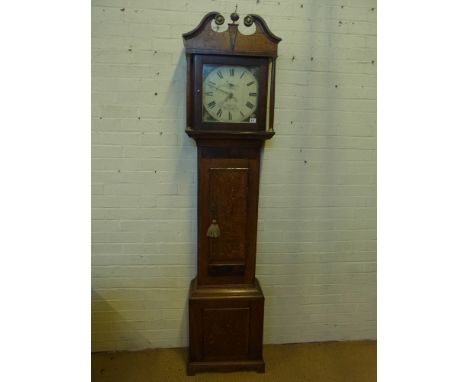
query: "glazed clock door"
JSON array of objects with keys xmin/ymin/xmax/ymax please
[
  {"xmin": 198, "ymin": 150, "xmax": 260, "ymax": 285},
  {"xmin": 193, "ymin": 55, "xmax": 269, "ymax": 131}
]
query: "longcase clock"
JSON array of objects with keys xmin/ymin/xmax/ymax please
[{"xmin": 182, "ymin": 10, "xmax": 281, "ymax": 375}]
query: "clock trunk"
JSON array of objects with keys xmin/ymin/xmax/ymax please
[{"xmin": 197, "ymin": 142, "xmax": 261, "ymax": 285}]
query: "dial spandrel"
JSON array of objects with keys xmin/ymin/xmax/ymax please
[{"xmin": 202, "ymin": 65, "xmax": 259, "ymax": 123}]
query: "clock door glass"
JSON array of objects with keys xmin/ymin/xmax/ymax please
[{"xmin": 202, "ymin": 65, "xmax": 259, "ymax": 123}]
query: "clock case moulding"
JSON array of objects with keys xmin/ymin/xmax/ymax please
[{"xmin": 182, "ymin": 11, "xmax": 281, "ymax": 375}]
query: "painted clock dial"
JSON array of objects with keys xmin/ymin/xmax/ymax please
[{"xmin": 202, "ymin": 65, "xmax": 259, "ymax": 123}]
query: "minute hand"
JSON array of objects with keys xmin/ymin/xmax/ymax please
[{"xmin": 209, "ymin": 85, "xmax": 231, "ymax": 95}]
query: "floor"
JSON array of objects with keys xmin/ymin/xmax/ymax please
[{"xmin": 92, "ymin": 341, "xmax": 376, "ymax": 382}]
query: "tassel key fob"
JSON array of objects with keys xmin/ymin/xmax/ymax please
[{"xmin": 206, "ymin": 219, "xmax": 220, "ymax": 238}]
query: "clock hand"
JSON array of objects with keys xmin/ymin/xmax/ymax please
[
  {"xmin": 217, "ymin": 93, "xmax": 239, "ymax": 112},
  {"xmin": 219, "ymin": 92, "xmax": 234, "ymax": 108},
  {"xmin": 208, "ymin": 85, "xmax": 231, "ymax": 95}
]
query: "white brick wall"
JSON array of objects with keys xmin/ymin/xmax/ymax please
[{"xmin": 92, "ymin": 0, "xmax": 376, "ymax": 351}]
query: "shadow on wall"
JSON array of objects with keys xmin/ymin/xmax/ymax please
[
  {"xmin": 92, "ymin": 289, "xmax": 147, "ymax": 352},
  {"xmin": 173, "ymin": 50, "xmax": 198, "ymax": 350},
  {"xmin": 171, "ymin": 49, "xmax": 197, "ymax": 250},
  {"xmin": 170, "ymin": 49, "xmax": 197, "ymax": 348}
]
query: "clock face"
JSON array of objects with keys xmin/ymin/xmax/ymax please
[{"xmin": 202, "ymin": 65, "xmax": 259, "ymax": 123}]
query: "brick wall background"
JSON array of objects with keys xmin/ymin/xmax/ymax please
[{"xmin": 92, "ymin": 0, "xmax": 376, "ymax": 351}]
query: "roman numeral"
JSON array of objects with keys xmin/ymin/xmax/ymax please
[
  {"xmin": 207, "ymin": 101, "xmax": 216, "ymax": 109},
  {"xmin": 246, "ymin": 81, "xmax": 255, "ymax": 86},
  {"xmin": 240, "ymin": 110, "xmax": 245, "ymax": 117},
  {"xmin": 208, "ymin": 81, "xmax": 216, "ymax": 87},
  {"xmin": 216, "ymin": 70, "xmax": 223, "ymax": 79},
  {"xmin": 205, "ymin": 92, "xmax": 213, "ymax": 96},
  {"xmin": 229, "ymin": 68, "xmax": 235, "ymax": 76},
  {"xmin": 240, "ymin": 71, "xmax": 246, "ymax": 79},
  {"xmin": 216, "ymin": 109, "xmax": 223, "ymax": 117},
  {"xmin": 246, "ymin": 101, "xmax": 254, "ymax": 109},
  {"xmin": 228, "ymin": 112, "xmax": 232, "ymax": 120},
  {"xmin": 249, "ymin": 92, "xmax": 257, "ymax": 97}
]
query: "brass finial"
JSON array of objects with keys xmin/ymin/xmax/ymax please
[{"xmin": 230, "ymin": 5, "xmax": 239, "ymax": 23}]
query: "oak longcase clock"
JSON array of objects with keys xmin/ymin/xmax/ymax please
[{"xmin": 183, "ymin": 10, "xmax": 281, "ymax": 375}]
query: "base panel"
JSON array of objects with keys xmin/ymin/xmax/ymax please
[{"xmin": 188, "ymin": 278, "xmax": 265, "ymax": 375}]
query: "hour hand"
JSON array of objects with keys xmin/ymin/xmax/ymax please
[{"xmin": 219, "ymin": 92, "xmax": 237, "ymax": 107}]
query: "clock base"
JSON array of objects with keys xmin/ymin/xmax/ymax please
[
  {"xmin": 187, "ymin": 359, "xmax": 265, "ymax": 376},
  {"xmin": 187, "ymin": 278, "xmax": 265, "ymax": 375}
]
